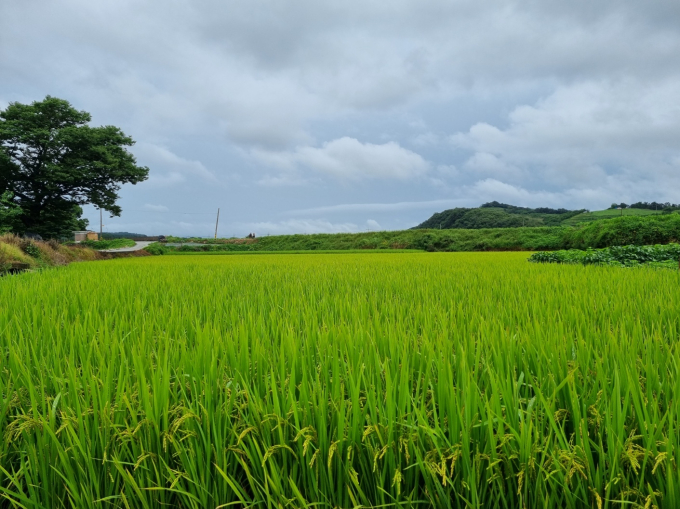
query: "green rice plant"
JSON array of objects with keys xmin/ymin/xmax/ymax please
[{"xmin": 1, "ymin": 252, "xmax": 679, "ymax": 508}]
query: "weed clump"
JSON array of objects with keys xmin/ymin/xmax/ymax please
[{"xmin": 530, "ymin": 243, "xmax": 680, "ymax": 268}]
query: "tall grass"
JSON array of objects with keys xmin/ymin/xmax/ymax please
[
  {"xmin": 1, "ymin": 253, "xmax": 679, "ymax": 508},
  {"xmin": 0, "ymin": 233, "xmax": 106, "ymax": 272}
]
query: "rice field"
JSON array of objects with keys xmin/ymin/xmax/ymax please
[{"xmin": 1, "ymin": 252, "xmax": 679, "ymax": 508}]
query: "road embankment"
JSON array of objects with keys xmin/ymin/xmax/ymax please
[{"xmin": 0, "ymin": 234, "xmax": 148, "ymax": 275}]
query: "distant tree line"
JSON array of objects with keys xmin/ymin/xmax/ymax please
[
  {"xmin": 609, "ymin": 201, "xmax": 680, "ymax": 211},
  {"xmin": 101, "ymin": 232, "xmax": 150, "ymax": 240},
  {"xmin": 480, "ymin": 201, "xmax": 575, "ymax": 215}
]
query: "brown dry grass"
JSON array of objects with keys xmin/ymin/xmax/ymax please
[{"xmin": 0, "ymin": 234, "xmax": 107, "ymax": 272}]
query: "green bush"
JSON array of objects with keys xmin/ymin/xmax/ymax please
[
  {"xmin": 20, "ymin": 240, "xmax": 41, "ymax": 258},
  {"xmin": 143, "ymin": 242, "xmax": 169, "ymax": 255},
  {"xmin": 529, "ymin": 243, "xmax": 680, "ymax": 267},
  {"xmin": 560, "ymin": 214, "xmax": 680, "ymax": 248},
  {"xmin": 81, "ymin": 238, "xmax": 136, "ymax": 250}
]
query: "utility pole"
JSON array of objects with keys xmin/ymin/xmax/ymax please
[
  {"xmin": 214, "ymin": 208, "xmax": 220, "ymax": 239},
  {"xmin": 100, "ymin": 208, "xmax": 103, "ymax": 239}
]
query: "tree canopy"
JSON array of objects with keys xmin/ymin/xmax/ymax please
[
  {"xmin": 0, "ymin": 191, "xmax": 21, "ymax": 234},
  {"xmin": 414, "ymin": 204, "xmax": 585, "ymax": 229},
  {"xmin": 0, "ymin": 96, "xmax": 149, "ymax": 237}
]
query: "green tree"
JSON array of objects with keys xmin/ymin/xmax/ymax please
[
  {"xmin": 0, "ymin": 191, "xmax": 21, "ymax": 233},
  {"xmin": 0, "ymin": 96, "xmax": 149, "ymax": 237}
]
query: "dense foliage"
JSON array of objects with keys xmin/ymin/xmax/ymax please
[
  {"xmin": 1, "ymin": 253, "xmax": 679, "ymax": 508},
  {"xmin": 480, "ymin": 201, "xmax": 573, "ymax": 214},
  {"xmin": 558, "ymin": 214, "xmax": 680, "ymax": 248},
  {"xmin": 143, "ymin": 242, "xmax": 171, "ymax": 255},
  {"xmin": 0, "ymin": 191, "xmax": 21, "ymax": 233},
  {"xmin": 415, "ymin": 202, "xmax": 680, "ymax": 230},
  {"xmin": 101, "ymin": 232, "xmax": 150, "ymax": 239},
  {"xmin": 79, "ymin": 238, "xmax": 136, "ymax": 250},
  {"xmin": 414, "ymin": 203, "xmax": 584, "ymax": 229},
  {"xmin": 611, "ymin": 201, "xmax": 680, "ymax": 210},
  {"xmin": 0, "ymin": 97, "xmax": 148, "ymax": 237},
  {"xmin": 530, "ymin": 243, "xmax": 680, "ymax": 268}
]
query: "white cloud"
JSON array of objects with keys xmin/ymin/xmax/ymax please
[
  {"xmin": 145, "ymin": 172, "xmax": 185, "ymax": 187},
  {"xmin": 463, "ymin": 153, "xmax": 524, "ymax": 180},
  {"xmin": 451, "ymin": 79, "xmax": 680, "ymax": 188},
  {"xmin": 143, "ymin": 203, "xmax": 169, "ymax": 212},
  {"xmin": 455, "ymin": 80, "xmax": 680, "ymax": 158},
  {"xmin": 134, "ymin": 143, "xmax": 217, "ymax": 183},
  {"xmin": 101, "ymin": 220, "xmax": 211, "ymax": 235},
  {"xmin": 5, "ymin": 1, "xmax": 680, "ymax": 234},
  {"xmin": 256, "ymin": 174, "xmax": 311, "ymax": 187},
  {"xmin": 256, "ymin": 137, "xmax": 430, "ymax": 181},
  {"xmin": 435, "ymin": 164, "xmax": 458, "ymax": 178},
  {"xmin": 236, "ymin": 219, "xmax": 360, "ymax": 235},
  {"xmin": 411, "ymin": 132, "xmax": 441, "ymax": 146},
  {"xmin": 287, "ymin": 199, "xmax": 464, "ymax": 215},
  {"xmin": 366, "ymin": 219, "xmax": 381, "ymax": 230}
]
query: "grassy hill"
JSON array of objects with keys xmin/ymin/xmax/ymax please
[
  {"xmin": 415, "ymin": 201, "xmax": 680, "ymax": 229},
  {"xmin": 561, "ymin": 207, "xmax": 663, "ymax": 225},
  {"xmin": 414, "ymin": 202, "xmax": 584, "ymax": 229}
]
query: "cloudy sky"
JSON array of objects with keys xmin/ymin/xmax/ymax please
[{"xmin": 2, "ymin": 0, "xmax": 680, "ymax": 236}]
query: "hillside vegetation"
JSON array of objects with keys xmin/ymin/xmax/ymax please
[
  {"xmin": 416, "ymin": 201, "xmax": 680, "ymax": 229},
  {"xmin": 561, "ymin": 207, "xmax": 663, "ymax": 225},
  {"xmin": 0, "ymin": 233, "xmax": 106, "ymax": 273},
  {"xmin": 158, "ymin": 214, "xmax": 680, "ymax": 254},
  {"xmin": 415, "ymin": 202, "xmax": 584, "ymax": 228}
]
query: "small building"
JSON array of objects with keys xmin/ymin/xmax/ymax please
[{"xmin": 73, "ymin": 231, "xmax": 99, "ymax": 242}]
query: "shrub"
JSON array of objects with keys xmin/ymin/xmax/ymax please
[
  {"xmin": 144, "ymin": 242, "xmax": 169, "ymax": 255},
  {"xmin": 81, "ymin": 238, "xmax": 136, "ymax": 250},
  {"xmin": 20, "ymin": 240, "xmax": 41, "ymax": 258},
  {"xmin": 529, "ymin": 243, "xmax": 680, "ymax": 267}
]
